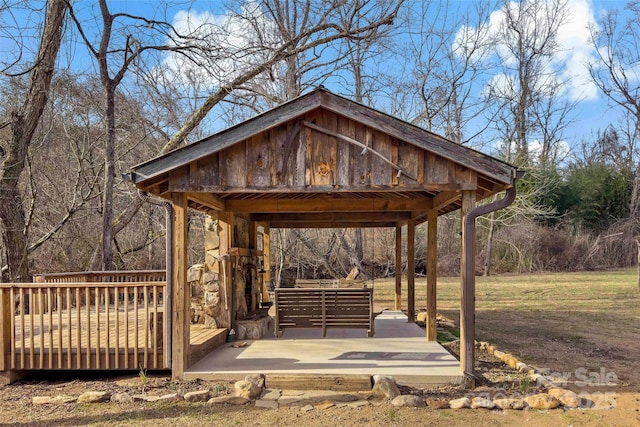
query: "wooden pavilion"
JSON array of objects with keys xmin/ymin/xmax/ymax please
[{"xmin": 127, "ymin": 87, "xmax": 520, "ymax": 382}]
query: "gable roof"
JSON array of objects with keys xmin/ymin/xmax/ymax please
[
  {"xmin": 128, "ymin": 87, "xmax": 519, "ymax": 225},
  {"xmin": 130, "ymin": 87, "xmax": 515, "ymax": 186}
]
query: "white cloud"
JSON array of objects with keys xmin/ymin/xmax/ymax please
[
  {"xmin": 554, "ymin": 0, "xmax": 599, "ymax": 101},
  {"xmin": 163, "ymin": 2, "xmax": 279, "ymax": 89},
  {"xmin": 457, "ymin": 0, "xmax": 600, "ymax": 102}
]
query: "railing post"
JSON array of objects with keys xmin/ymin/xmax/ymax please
[{"xmin": 0, "ymin": 288, "xmax": 9, "ymax": 371}]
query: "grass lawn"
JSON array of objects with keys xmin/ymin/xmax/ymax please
[{"xmin": 371, "ymin": 269, "xmax": 640, "ymax": 390}]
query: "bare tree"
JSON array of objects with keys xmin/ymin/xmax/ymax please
[
  {"xmin": 66, "ymin": 0, "xmax": 213, "ymax": 270},
  {"xmin": 0, "ymin": 0, "xmax": 68, "ymax": 281},
  {"xmin": 589, "ymin": 2, "xmax": 640, "ymax": 289}
]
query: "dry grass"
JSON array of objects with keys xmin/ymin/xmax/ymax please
[{"xmin": 372, "ymin": 269, "xmax": 640, "ymax": 389}]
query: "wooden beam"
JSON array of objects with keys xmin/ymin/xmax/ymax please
[
  {"xmin": 395, "ymin": 224, "xmax": 402, "ymax": 311},
  {"xmin": 227, "ymin": 197, "xmax": 433, "ymax": 213},
  {"xmin": 433, "ymin": 191, "xmax": 460, "ymax": 210},
  {"xmin": 460, "ymin": 189, "xmax": 476, "ymax": 377},
  {"xmin": 187, "ymin": 192, "xmax": 225, "ymax": 211},
  {"xmin": 268, "ymin": 221, "xmax": 397, "ymax": 229},
  {"xmin": 169, "ymin": 183, "xmax": 463, "ymax": 193},
  {"xmin": 407, "ymin": 219, "xmax": 415, "ymax": 323},
  {"xmin": 171, "ymin": 192, "xmax": 189, "ymax": 379},
  {"xmin": 250, "ymin": 211, "xmax": 412, "ymax": 224},
  {"xmin": 426, "ymin": 209, "xmax": 438, "ymax": 341},
  {"xmin": 228, "ymin": 247, "xmax": 263, "ymax": 257}
]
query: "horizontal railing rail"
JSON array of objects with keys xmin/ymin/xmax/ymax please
[
  {"xmin": 0, "ymin": 281, "xmax": 167, "ymax": 371},
  {"xmin": 33, "ymin": 270, "xmax": 166, "ymax": 283}
]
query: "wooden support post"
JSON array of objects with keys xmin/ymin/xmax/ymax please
[
  {"xmin": 249, "ymin": 220, "xmax": 257, "ymax": 249},
  {"xmin": 0, "ymin": 289, "xmax": 10, "ymax": 371},
  {"xmin": 426, "ymin": 209, "xmax": 438, "ymax": 341},
  {"xmin": 460, "ymin": 190, "xmax": 476, "ymax": 378},
  {"xmin": 407, "ymin": 219, "xmax": 415, "ymax": 323},
  {"xmin": 171, "ymin": 192, "xmax": 189, "ymax": 379},
  {"xmin": 219, "ymin": 212, "xmax": 234, "ymax": 328},
  {"xmin": 262, "ymin": 223, "xmax": 271, "ymax": 302},
  {"xmin": 394, "ymin": 224, "xmax": 402, "ymax": 311}
]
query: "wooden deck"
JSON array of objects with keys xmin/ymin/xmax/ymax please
[
  {"xmin": 2, "ymin": 283, "xmax": 166, "ymax": 371},
  {"xmin": 10, "ymin": 304, "xmax": 164, "ymax": 370},
  {"xmin": 6, "ymin": 307, "xmax": 227, "ymax": 371},
  {"xmin": 1, "ymin": 279, "xmax": 227, "ymax": 375}
]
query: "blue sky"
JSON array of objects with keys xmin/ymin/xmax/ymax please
[{"xmin": 1, "ymin": 0, "xmax": 633, "ymax": 159}]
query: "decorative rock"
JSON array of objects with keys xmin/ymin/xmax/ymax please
[
  {"xmin": 234, "ymin": 380, "xmax": 262, "ymax": 399},
  {"xmin": 32, "ymin": 396, "xmax": 53, "ymax": 405},
  {"xmin": 300, "ymin": 404, "xmax": 314, "ymax": 412},
  {"xmin": 548, "ymin": 388, "xmax": 580, "ymax": 408},
  {"xmin": 426, "ymin": 399, "xmax": 449, "ymax": 409},
  {"xmin": 157, "ymin": 393, "xmax": 182, "ymax": 402},
  {"xmin": 470, "ymin": 396, "xmax": 495, "ymax": 409},
  {"xmin": 371, "ymin": 375, "xmax": 401, "ymax": 400},
  {"xmin": 255, "ymin": 399, "xmax": 279, "ymax": 409},
  {"xmin": 52, "ymin": 395, "xmax": 77, "ymax": 404},
  {"xmin": 184, "ymin": 389, "xmax": 211, "ymax": 402},
  {"xmin": 449, "ymin": 397, "xmax": 471, "ymax": 409},
  {"xmin": 494, "ymin": 398, "xmax": 525, "ymax": 410},
  {"xmin": 391, "ymin": 395, "xmax": 426, "ymax": 407},
  {"xmin": 245, "ymin": 374, "xmax": 266, "ymax": 389},
  {"xmin": 131, "ymin": 394, "xmax": 146, "ymax": 401},
  {"xmin": 528, "ymin": 373, "xmax": 553, "ymax": 387},
  {"xmin": 111, "ymin": 393, "xmax": 134, "ymax": 403},
  {"xmin": 77, "ymin": 391, "xmax": 111, "ymax": 404},
  {"xmin": 260, "ymin": 389, "xmax": 282, "ymax": 401},
  {"xmin": 524, "ymin": 393, "xmax": 560, "ymax": 410},
  {"xmin": 187, "ymin": 265, "xmax": 203, "ymax": 283},
  {"xmin": 208, "ymin": 396, "xmax": 250, "ymax": 405},
  {"xmin": 501, "ymin": 354, "xmax": 519, "ymax": 369},
  {"xmin": 314, "ymin": 400, "xmax": 335, "ymax": 410}
]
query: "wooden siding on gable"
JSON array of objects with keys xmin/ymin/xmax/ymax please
[{"xmin": 163, "ymin": 108, "xmax": 482, "ymax": 194}]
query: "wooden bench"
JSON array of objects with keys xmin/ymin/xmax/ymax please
[
  {"xmin": 274, "ymin": 288, "xmax": 374, "ymax": 337},
  {"xmin": 294, "ymin": 279, "xmax": 366, "ymax": 289}
]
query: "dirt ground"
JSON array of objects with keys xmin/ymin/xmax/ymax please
[{"xmin": 0, "ymin": 340, "xmax": 637, "ymax": 426}]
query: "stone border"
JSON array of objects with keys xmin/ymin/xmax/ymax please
[{"xmin": 30, "ymin": 342, "xmax": 597, "ymax": 412}]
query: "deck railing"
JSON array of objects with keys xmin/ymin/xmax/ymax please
[
  {"xmin": 33, "ymin": 270, "xmax": 166, "ymax": 283},
  {"xmin": 0, "ymin": 281, "xmax": 167, "ymax": 371}
]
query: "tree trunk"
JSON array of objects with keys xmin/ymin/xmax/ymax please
[
  {"xmin": 0, "ymin": 0, "xmax": 67, "ymax": 281},
  {"xmin": 355, "ymin": 228, "xmax": 364, "ymax": 265},
  {"xmin": 636, "ymin": 239, "xmax": 640, "ymax": 293},
  {"xmin": 337, "ymin": 230, "xmax": 367, "ymax": 280},
  {"xmin": 291, "ymin": 230, "xmax": 340, "ymax": 279},
  {"xmin": 483, "ymin": 212, "xmax": 496, "ymax": 276},
  {"xmin": 483, "ymin": 196, "xmax": 499, "ymax": 276},
  {"xmin": 101, "ymin": 85, "xmax": 116, "ymax": 270}
]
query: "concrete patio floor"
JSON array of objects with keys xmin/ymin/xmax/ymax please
[{"xmin": 185, "ymin": 311, "xmax": 463, "ymax": 388}]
